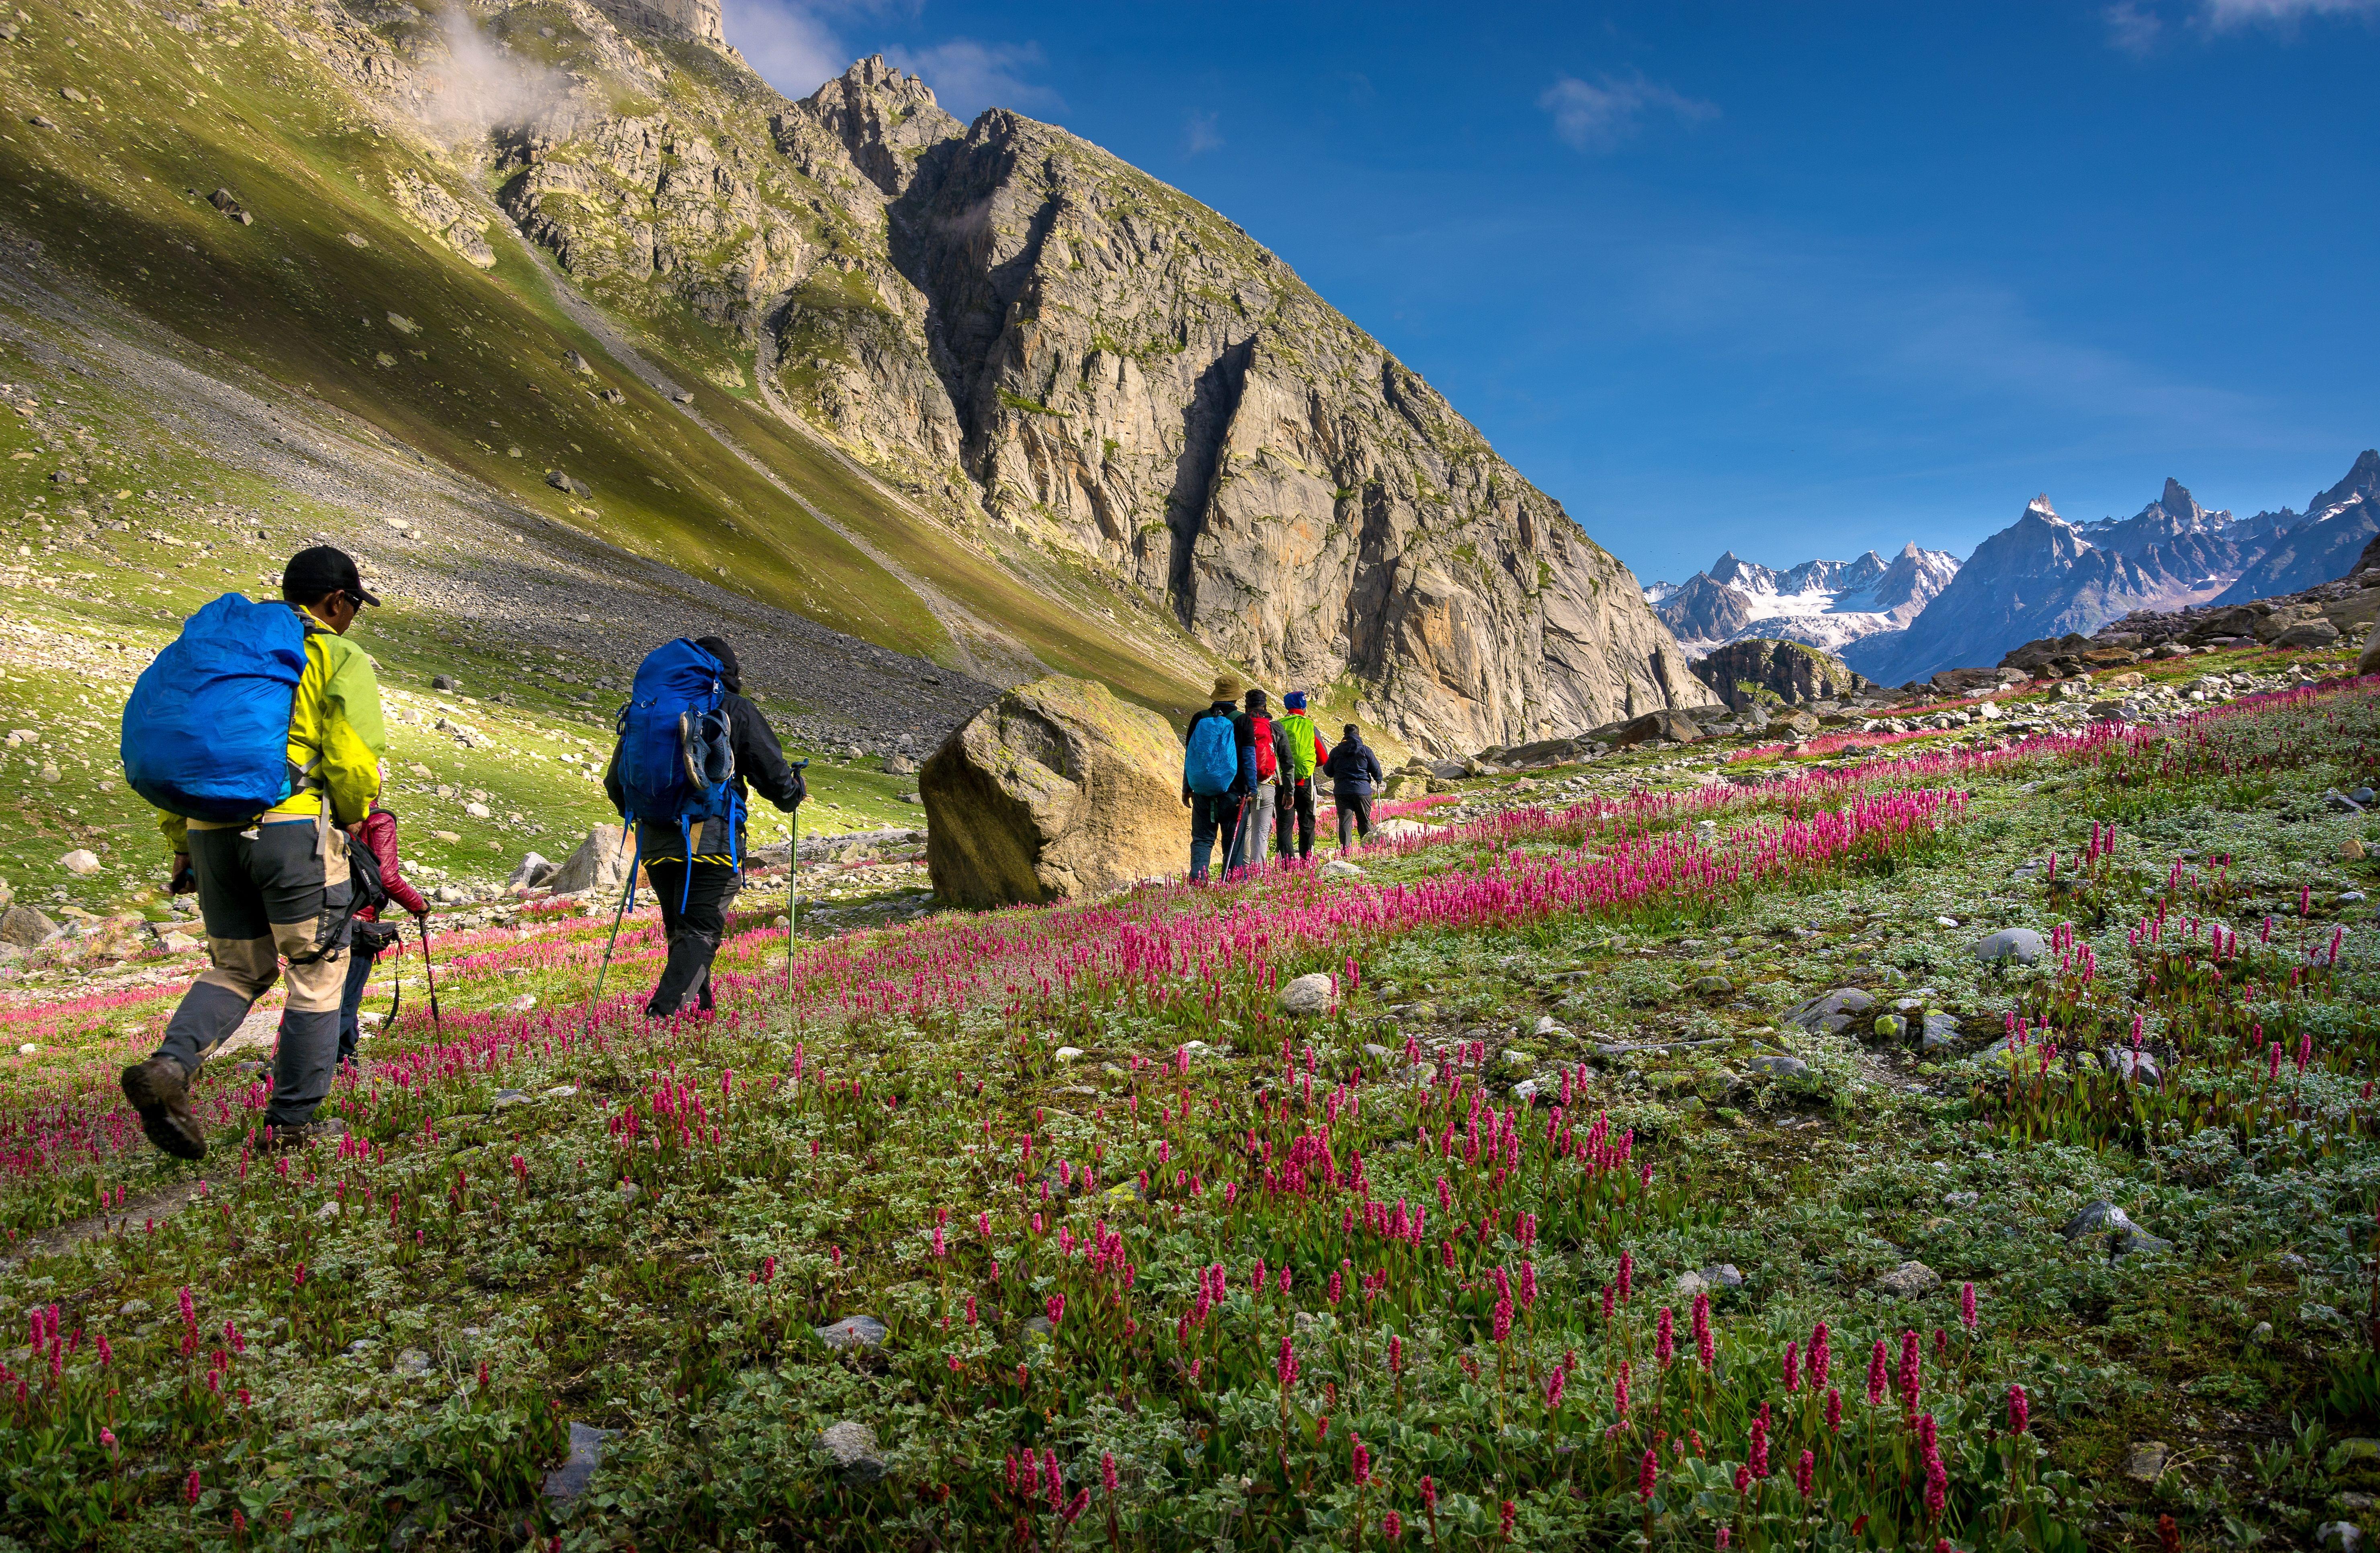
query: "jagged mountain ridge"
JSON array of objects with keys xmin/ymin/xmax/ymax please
[
  {"xmin": 1848, "ymin": 458, "xmax": 2378, "ymax": 685},
  {"xmin": 489, "ymin": 41, "xmax": 1713, "ymax": 749},
  {"xmin": 1649, "ymin": 542, "xmax": 1958, "ymax": 658}
]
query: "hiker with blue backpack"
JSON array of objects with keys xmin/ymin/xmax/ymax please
[
  {"xmin": 602, "ymin": 635, "xmax": 805, "ymax": 1019},
  {"xmin": 1181, "ymin": 673, "xmax": 1258, "ymax": 880},
  {"xmin": 118, "ymin": 545, "xmax": 389, "ymax": 1161}
]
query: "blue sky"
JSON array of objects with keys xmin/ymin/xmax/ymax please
[{"xmin": 718, "ymin": 0, "xmax": 2380, "ymax": 585}]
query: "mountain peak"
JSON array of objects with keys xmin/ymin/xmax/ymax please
[
  {"xmin": 2160, "ymin": 477, "xmax": 2196, "ymax": 515},
  {"xmin": 2024, "ymin": 494, "xmax": 2061, "ymax": 522},
  {"xmin": 800, "ymin": 56, "xmax": 965, "ymax": 198}
]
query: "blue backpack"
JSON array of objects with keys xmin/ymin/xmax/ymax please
[
  {"xmin": 613, "ymin": 638, "xmax": 742, "ymax": 908},
  {"xmin": 121, "ymin": 595, "xmax": 308, "ymax": 823},
  {"xmin": 1183, "ymin": 709, "xmax": 1238, "ymax": 796}
]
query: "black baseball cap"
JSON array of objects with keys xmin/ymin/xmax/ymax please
[{"xmin": 280, "ymin": 544, "xmax": 380, "ymax": 607}]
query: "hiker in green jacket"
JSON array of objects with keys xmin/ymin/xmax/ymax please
[{"xmin": 122, "ymin": 546, "xmax": 387, "ymax": 1160}]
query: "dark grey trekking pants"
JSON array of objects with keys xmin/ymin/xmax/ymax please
[{"xmin": 155, "ymin": 818, "xmax": 350, "ymax": 1127}]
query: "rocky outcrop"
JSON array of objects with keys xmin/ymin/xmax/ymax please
[
  {"xmin": 757, "ymin": 64, "xmax": 1712, "ymax": 751},
  {"xmin": 1691, "ymin": 639, "xmax": 1862, "ymax": 712},
  {"xmin": 919, "ymin": 675, "xmax": 1185, "ymax": 905},
  {"xmin": 302, "ymin": 26, "xmax": 1714, "ymax": 749}
]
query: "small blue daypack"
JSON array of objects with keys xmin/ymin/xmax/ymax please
[
  {"xmin": 121, "ymin": 595, "xmax": 308, "ymax": 823},
  {"xmin": 613, "ymin": 638, "xmax": 742, "ymax": 908},
  {"xmin": 1183, "ymin": 710, "xmax": 1238, "ymax": 796}
]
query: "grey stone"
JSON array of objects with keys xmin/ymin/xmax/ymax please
[
  {"xmin": 1744, "ymin": 1054, "xmax": 1810, "ymax": 1079},
  {"xmin": 490, "ymin": 1089, "xmax": 532, "ymax": 1108},
  {"xmin": 543, "ymin": 825, "xmax": 635, "ymax": 896},
  {"xmin": 2125, "ymin": 1441, "xmax": 2171, "ymax": 1483},
  {"xmin": 504, "ymin": 852, "xmax": 554, "ymax": 892},
  {"xmin": 1279, "ymin": 973, "xmax": 1336, "ymax": 1016},
  {"xmin": 1876, "ymin": 1260, "xmax": 1942, "ymax": 1299},
  {"xmin": 543, "ymin": 1422, "xmax": 617, "ymax": 1500},
  {"xmin": 2060, "ymin": 1200, "xmax": 2172, "ymax": 1258},
  {"xmin": 816, "ymin": 1315, "xmax": 888, "ymax": 1354},
  {"xmin": 1318, "ymin": 858, "xmax": 1366, "ymax": 879},
  {"xmin": 1783, "ymin": 987, "xmax": 1873, "ymax": 1030},
  {"xmin": 0, "ymin": 905, "xmax": 61, "ymax": 949},
  {"xmin": 394, "ymin": 1348, "xmax": 432, "ymax": 1377},
  {"xmin": 1020, "ymin": 1315, "xmax": 1055, "ymax": 1346},
  {"xmin": 1700, "ymin": 1262, "xmax": 1744, "ymax": 1289},
  {"xmin": 544, "ymin": 469, "xmax": 592, "ymax": 498},
  {"xmin": 431, "ymin": 674, "xmax": 458, "ymax": 692},
  {"xmin": 2319, "ymin": 1522, "xmax": 2364, "ymax": 1553},
  {"xmin": 1971, "ymin": 928, "xmax": 2045, "ymax": 965},
  {"xmin": 59, "ymin": 849, "xmax": 100, "ymax": 876},
  {"xmin": 817, "ymin": 1420, "xmax": 885, "ymax": 1482},
  {"xmin": 2102, "ymin": 1047, "xmax": 2162, "ymax": 1086}
]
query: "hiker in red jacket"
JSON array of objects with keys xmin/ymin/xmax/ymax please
[{"xmin": 339, "ymin": 797, "xmax": 428, "ymax": 1068}]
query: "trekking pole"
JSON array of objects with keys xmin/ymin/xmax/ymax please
[
  {"xmin": 416, "ymin": 917, "xmax": 442, "ymax": 1039},
  {"xmin": 785, "ymin": 760, "xmax": 809, "ymax": 1036},
  {"xmin": 584, "ymin": 851, "xmax": 639, "ymax": 1040}
]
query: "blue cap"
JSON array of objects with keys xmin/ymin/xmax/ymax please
[{"xmin": 1284, "ymin": 691, "xmax": 1307, "ymax": 710}]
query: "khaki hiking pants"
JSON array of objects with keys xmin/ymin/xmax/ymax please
[{"xmin": 155, "ymin": 818, "xmax": 351, "ymax": 1127}]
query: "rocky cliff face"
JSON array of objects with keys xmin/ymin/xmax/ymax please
[{"xmin": 486, "ymin": 51, "xmax": 1710, "ymax": 750}]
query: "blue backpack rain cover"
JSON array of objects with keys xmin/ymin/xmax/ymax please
[
  {"xmin": 121, "ymin": 594, "xmax": 307, "ymax": 823},
  {"xmin": 614, "ymin": 638, "xmax": 742, "ymax": 906},
  {"xmin": 1183, "ymin": 709, "xmax": 1238, "ymax": 796}
]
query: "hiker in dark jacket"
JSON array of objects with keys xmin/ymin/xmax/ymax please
[
  {"xmin": 602, "ymin": 635, "xmax": 805, "ymax": 1017},
  {"xmin": 1181, "ymin": 673, "xmax": 1257, "ymax": 880},
  {"xmin": 1323, "ymin": 722, "xmax": 1386, "ymax": 853}
]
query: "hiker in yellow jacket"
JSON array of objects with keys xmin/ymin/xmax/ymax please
[{"xmin": 122, "ymin": 546, "xmax": 387, "ymax": 1160}]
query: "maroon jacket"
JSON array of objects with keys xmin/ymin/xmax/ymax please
[{"xmin": 353, "ymin": 808, "xmax": 429, "ymax": 920}]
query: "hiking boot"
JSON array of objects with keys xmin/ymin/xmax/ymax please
[
  {"xmin": 254, "ymin": 1117, "xmax": 348, "ymax": 1154},
  {"xmin": 121, "ymin": 1055, "xmax": 206, "ymax": 1162}
]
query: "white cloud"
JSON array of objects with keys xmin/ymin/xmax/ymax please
[
  {"xmin": 2200, "ymin": 0, "xmax": 2380, "ymax": 24},
  {"xmin": 1538, "ymin": 74, "xmax": 1718, "ymax": 153},
  {"xmin": 886, "ymin": 38, "xmax": 1061, "ymax": 121},
  {"xmin": 1184, "ymin": 109, "xmax": 1223, "ymax": 157},
  {"xmin": 719, "ymin": 0, "xmax": 848, "ymax": 99},
  {"xmin": 2103, "ymin": 2, "xmax": 2165, "ymax": 55},
  {"xmin": 414, "ymin": 11, "xmax": 572, "ymax": 139}
]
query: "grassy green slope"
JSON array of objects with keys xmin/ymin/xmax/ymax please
[{"xmin": 0, "ymin": 0, "xmax": 1226, "ymax": 713}]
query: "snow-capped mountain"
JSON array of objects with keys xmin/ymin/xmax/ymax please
[
  {"xmin": 1647, "ymin": 542, "xmax": 1961, "ymax": 658},
  {"xmin": 1847, "ymin": 458, "xmax": 2377, "ymax": 685}
]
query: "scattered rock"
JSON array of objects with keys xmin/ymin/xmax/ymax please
[
  {"xmin": 2319, "ymin": 1522, "xmax": 2364, "ymax": 1553},
  {"xmin": 1690, "ymin": 974, "xmax": 1734, "ymax": 996},
  {"xmin": 394, "ymin": 1348, "xmax": 432, "ymax": 1377},
  {"xmin": 919, "ymin": 675, "xmax": 1185, "ymax": 906},
  {"xmin": 1279, "ymin": 973, "xmax": 1336, "ymax": 1017},
  {"xmin": 2124, "ymin": 1441, "xmax": 2171, "ymax": 1483},
  {"xmin": 505, "ymin": 852, "xmax": 555, "ymax": 892},
  {"xmin": 58, "ymin": 849, "xmax": 100, "ymax": 876},
  {"xmin": 817, "ymin": 1420, "xmax": 886, "ymax": 1482},
  {"xmin": 2060, "ymin": 1200, "xmax": 2173, "ymax": 1258},
  {"xmin": 490, "ymin": 1089, "xmax": 532, "ymax": 1108},
  {"xmin": 1744, "ymin": 1054, "xmax": 1810, "ymax": 1080},
  {"xmin": 1871, "ymin": 1013, "xmax": 1907, "ymax": 1042},
  {"xmin": 882, "ymin": 754, "xmax": 918, "ymax": 776},
  {"xmin": 0, "ymin": 905, "xmax": 61, "ymax": 949},
  {"xmin": 207, "ymin": 187, "xmax": 252, "ymax": 225},
  {"xmin": 543, "ymin": 1422, "xmax": 617, "ymax": 1500},
  {"xmin": 815, "ymin": 1315, "xmax": 888, "ymax": 1354},
  {"xmin": 1971, "ymin": 928, "xmax": 2045, "ymax": 965},
  {"xmin": 1317, "ymin": 858, "xmax": 1366, "ymax": 879},
  {"xmin": 544, "ymin": 469, "xmax": 592, "ymax": 498},
  {"xmin": 543, "ymin": 825, "xmax": 636, "ymax": 896},
  {"xmin": 431, "ymin": 674, "xmax": 459, "ymax": 692},
  {"xmin": 1876, "ymin": 1260, "xmax": 1942, "ymax": 1299},
  {"xmin": 1784, "ymin": 987, "xmax": 1874, "ymax": 1034},
  {"xmin": 2103, "ymin": 1047, "xmax": 2163, "ymax": 1086}
]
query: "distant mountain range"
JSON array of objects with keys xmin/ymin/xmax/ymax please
[
  {"xmin": 1646, "ymin": 542, "xmax": 1961, "ymax": 658},
  {"xmin": 1847, "ymin": 451, "xmax": 2380, "ymax": 684}
]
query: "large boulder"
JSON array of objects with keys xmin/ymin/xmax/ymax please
[
  {"xmin": 1692, "ymin": 638, "xmax": 1863, "ymax": 712},
  {"xmin": 920, "ymin": 676, "xmax": 1185, "ymax": 906},
  {"xmin": 542, "ymin": 825, "xmax": 636, "ymax": 896}
]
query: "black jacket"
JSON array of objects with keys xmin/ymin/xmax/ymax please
[
  {"xmin": 1321, "ymin": 737, "xmax": 1384, "ymax": 798},
  {"xmin": 604, "ymin": 692, "xmax": 805, "ymax": 862}
]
